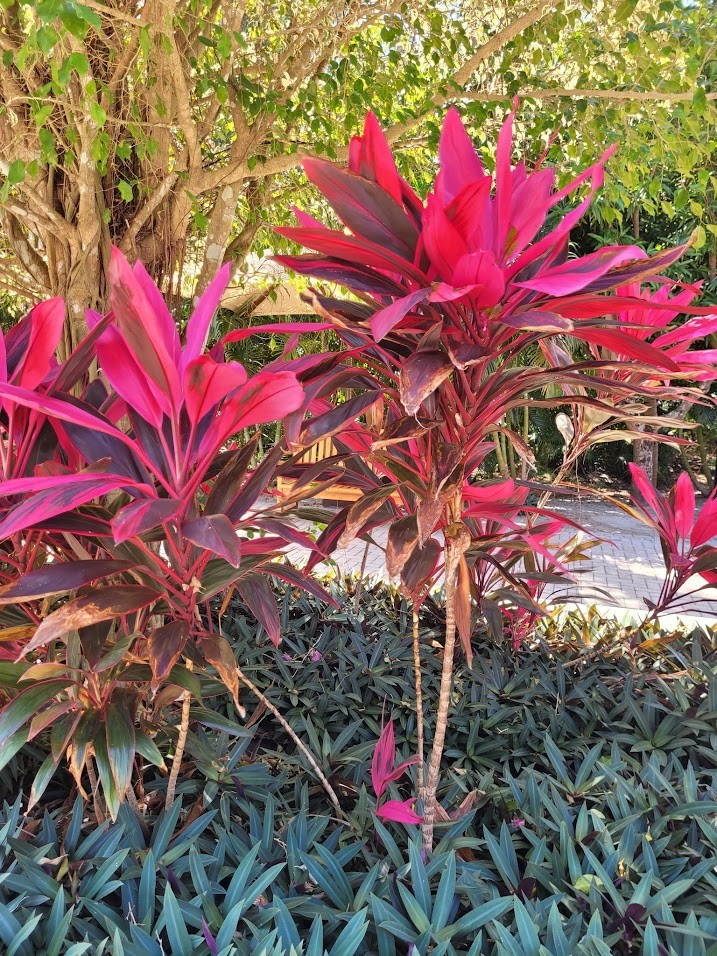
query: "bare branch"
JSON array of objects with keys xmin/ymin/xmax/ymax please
[
  {"xmin": 119, "ymin": 172, "xmax": 179, "ymax": 253},
  {"xmin": 460, "ymin": 87, "xmax": 717, "ymax": 103},
  {"xmin": 74, "ymin": 0, "xmax": 147, "ymax": 26},
  {"xmin": 209, "ymin": 0, "xmax": 560, "ymax": 185}
]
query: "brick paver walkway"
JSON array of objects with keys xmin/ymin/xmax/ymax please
[{"xmin": 278, "ymin": 495, "xmax": 717, "ymax": 626}]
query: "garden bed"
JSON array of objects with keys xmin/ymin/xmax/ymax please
[{"xmin": 2, "ymin": 585, "xmax": 716, "ymax": 955}]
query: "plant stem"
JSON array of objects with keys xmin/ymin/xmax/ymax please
[
  {"xmin": 166, "ymin": 662, "xmax": 193, "ymax": 809},
  {"xmin": 412, "ymin": 602, "xmax": 424, "ymax": 801},
  {"xmin": 492, "ymin": 430, "xmax": 508, "ymax": 477},
  {"xmin": 422, "ymin": 500, "xmax": 464, "ymax": 852},
  {"xmin": 236, "ymin": 665, "xmax": 342, "ymax": 813},
  {"xmin": 126, "ymin": 783, "xmax": 150, "ymax": 840},
  {"xmin": 353, "ymin": 539, "xmax": 371, "ymax": 613},
  {"xmin": 506, "ymin": 427, "xmax": 516, "ymax": 478},
  {"xmin": 696, "ymin": 425, "xmax": 711, "ymax": 487},
  {"xmin": 86, "ymin": 754, "xmax": 105, "ymax": 824}
]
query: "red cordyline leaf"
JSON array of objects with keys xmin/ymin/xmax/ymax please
[
  {"xmin": 96, "ymin": 249, "xmax": 240, "ymax": 436},
  {"xmin": 184, "ymin": 514, "xmax": 242, "ymax": 568},
  {"xmin": 236, "ymin": 574, "xmax": 280, "ymax": 645},
  {"xmin": 303, "ymin": 157, "xmax": 418, "ymax": 258},
  {"xmin": 371, "ymin": 717, "xmax": 417, "ymax": 799},
  {"xmin": 656, "ymin": 313, "xmax": 717, "ymax": 348},
  {"xmin": 576, "ymin": 328, "xmax": 680, "ymax": 372},
  {"xmin": 628, "ymin": 464, "xmax": 678, "ymax": 550},
  {"xmin": 86, "ymin": 311, "xmax": 165, "ymax": 428},
  {"xmin": 275, "ymin": 225, "xmax": 425, "ymax": 284},
  {"xmin": 0, "ymin": 381, "xmax": 148, "ymax": 459},
  {"xmin": 0, "ymin": 468, "xmax": 150, "ymax": 541},
  {"xmin": 348, "ymin": 111, "xmax": 415, "ymax": 208},
  {"xmin": 222, "ymin": 321, "xmax": 335, "ymax": 346},
  {"xmin": 673, "ymin": 472, "xmax": 695, "ymax": 541},
  {"xmin": 438, "ymin": 107, "xmax": 487, "ymax": 202},
  {"xmin": 183, "ymin": 357, "xmax": 248, "ymax": 425},
  {"xmin": 0, "ymin": 560, "xmax": 133, "ymax": 604},
  {"xmin": 206, "ymin": 370, "xmax": 304, "ymax": 450},
  {"xmin": 692, "ymin": 495, "xmax": 717, "ymax": 547},
  {"xmin": 111, "ymin": 497, "xmax": 182, "ymax": 544},
  {"xmin": 10, "ymin": 298, "xmax": 65, "ymax": 390},
  {"xmin": 515, "ymin": 245, "xmax": 644, "ymax": 296},
  {"xmin": 180, "ymin": 262, "xmax": 232, "ymax": 374},
  {"xmin": 108, "ymin": 247, "xmax": 181, "ymax": 416},
  {"xmin": 376, "ymin": 799, "xmax": 422, "ymax": 825}
]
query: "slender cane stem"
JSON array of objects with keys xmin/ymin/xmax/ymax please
[
  {"xmin": 492, "ymin": 430, "xmax": 508, "ymax": 477},
  {"xmin": 236, "ymin": 665, "xmax": 342, "ymax": 812},
  {"xmin": 166, "ymin": 662, "xmax": 193, "ymax": 809},
  {"xmin": 86, "ymin": 754, "xmax": 105, "ymax": 824},
  {"xmin": 126, "ymin": 782, "xmax": 150, "ymax": 840},
  {"xmin": 412, "ymin": 602, "xmax": 424, "ymax": 801},
  {"xmin": 421, "ymin": 498, "xmax": 465, "ymax": 852}
]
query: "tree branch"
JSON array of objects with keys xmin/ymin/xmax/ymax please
[
  {"xmin": 119, "ymin": 172, "xmax": 179, "ymax": 253},
  {"xmin": 236, "ymin": 81, "xmax": 716, "ymax": 181},
  {"xmin": 205, "ymin": 0, "xmax": 559, "ymax": 186},
  {"xmin": 459, "ymin": 87, "xmax": 717, "ymax": 103}
]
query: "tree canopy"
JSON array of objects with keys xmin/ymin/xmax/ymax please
[{"xmin": 0, "ymin": 0, "xmax": 715, "ymax": 352}]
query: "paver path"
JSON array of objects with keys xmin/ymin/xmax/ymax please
[{"xmin": 277, "ymin": 495, "xmax": 717, "ymax": 625}]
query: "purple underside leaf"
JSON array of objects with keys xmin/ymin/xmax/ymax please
[
  {"xmin": 401, "ymin": 538, "xmax": 441, "ymax": 595},
  {"xmin": 111, "ymin": 497, "xmax": 182, "ymax": 544},
  {"xmin": 371, "ymin": 290, "xmax": 430, "ymax": 341},
  {"xmin": 263, "ymin": 562, "xmax": 339, "ymax": 608},
  {"xmin": 0, "ymin": 560, "xmax": 134, "ymax": 604},
  {"xmin": 399, "ymin": 350, "xmax": 454, "ymax": 417},
  {"xmin": 303, "ymin": 156, "xmax": 418, "ymax": 257},
  {"xmin": 149, "ymin": 620, "xmax": 190, "ymax": 683},
  {"xmin": 183, "ymin": 514, "xmax": 242, "ymax": 567},
  {"xmin": 576, "ymin": 241, "xmax": 691, "ymax": 294},
  {"xmin": 274, "ymin": 255, "xmax": 408, "ymax": 296},
  {"xmin": 300, "ymin": 391, "xmax": 382, "ymax": 445},
  {"xmin": 236, "ymin": 574, "xmax": 281, "ymax": 646},
  {"xmin": 0, "ymin": 472, "xmax": 148, "ymax": 542},
  {"xmin": 501, "ymin": 310, "xmax": 574, "ymax": 333},
  {"xmin": 20, "ymin": 585, "xmax": 162, "ymax": 658},
  {"xmin": 0, "ymin": 379, "xmax": 118, "ymax": 431},
  {"xmin": 275, "ymin": 225, "xmax": 426, "ymax": 283}
]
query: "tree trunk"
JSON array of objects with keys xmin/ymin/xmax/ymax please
[
  {"xmin": 421, "ymin": 500, "xmax": 468, "ymax": 852},
  {"xmin": 632, "ymin": 434, "xmax": 657, "ymax": 484},
  {"xmin": 633, "ymin": 397, "xmax": 658, "ymax": 484},
  {"xmin": 194, "ymin": 182, "xmax": 243, "ymax": 298},
  {"xmin": 62, "ymin": 256, "xmax": 104, "ymax": 361},
  {"xmin": 411, "ymin": 603, "xmax": 424, "ymax": 801}
]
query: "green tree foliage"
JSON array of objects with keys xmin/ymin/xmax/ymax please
[{"xmin": 0, "ymin": 0, "xmax": 714, "ymax": 354}]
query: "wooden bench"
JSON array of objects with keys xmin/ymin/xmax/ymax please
[
  {"xmin": 276, "ymin": 402, "xmax": 404, "ymax": 505},
  {"xmin": 276, "ymin": 436, "xmax": 368, "ymax": 503},
  {"xmin": 276, "ymin": 436, "xmax": 359, "ymax": 501}
]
